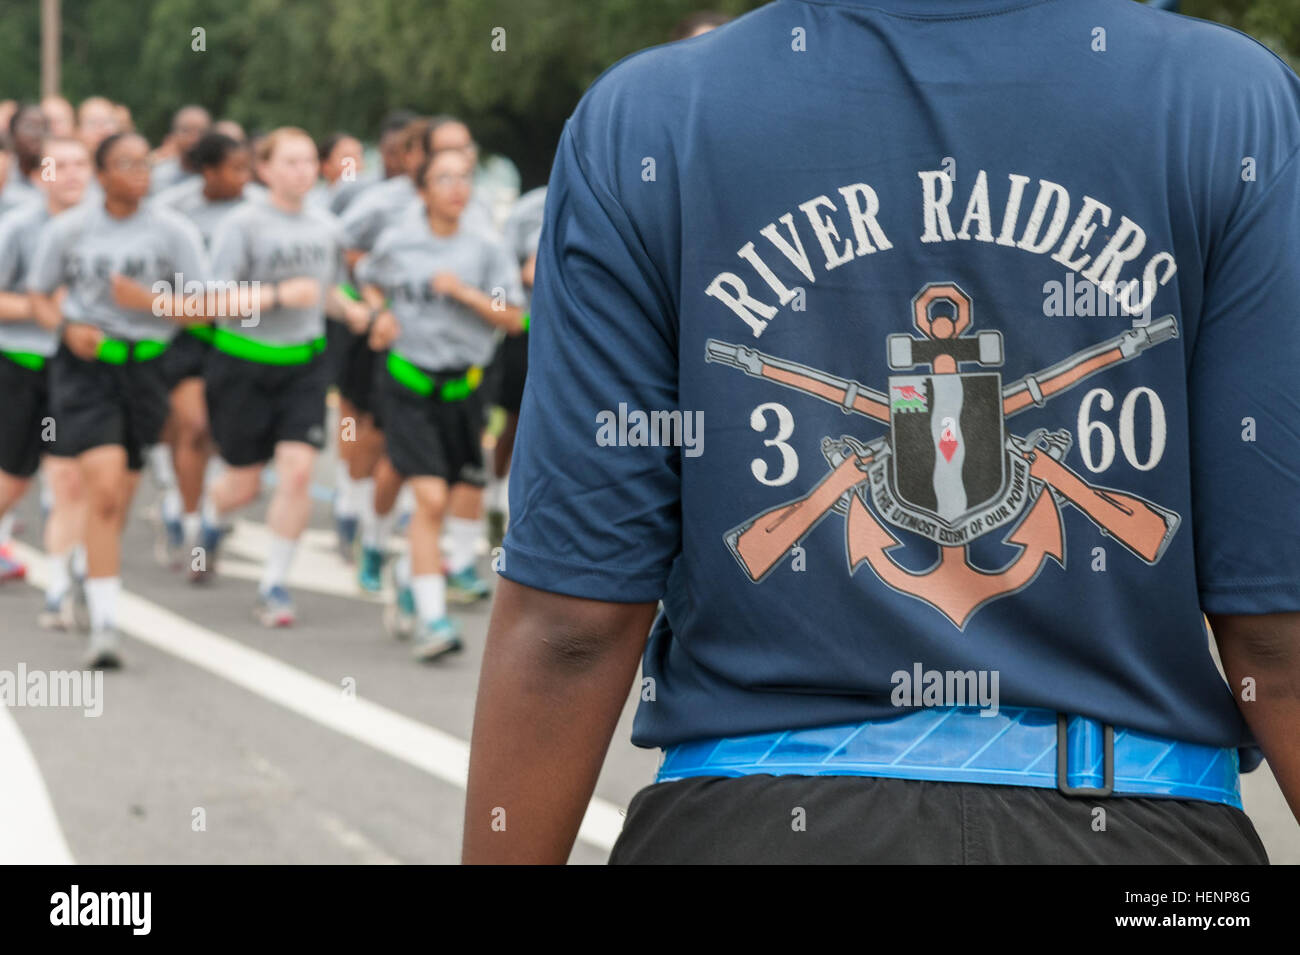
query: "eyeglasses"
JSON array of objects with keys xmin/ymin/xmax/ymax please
[{"xmin": 431, "ymin": 173, "xmax": 473, "ymax": 188}]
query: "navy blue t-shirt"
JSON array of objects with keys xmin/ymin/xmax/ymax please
[{"xmin": 503, "ymin": 0, "xmax": 1300, "ymax": 755}]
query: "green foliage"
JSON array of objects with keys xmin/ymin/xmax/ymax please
[
  {"xmin": 0, "ymin": 0, "xmax": 1296, "ymax": 187},
  {"xmin": 1184, "ymin": 0, "xmax": 1300, "ymax": 71}
]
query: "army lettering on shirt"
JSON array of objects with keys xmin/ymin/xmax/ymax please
[
  {"xmin": 208, "ymin": 200, "xmax": 346, "ymax": 345},
  {"xmin": 27, "ymin": 201, "xmax": 208, "ymax": 342},
  {"xmin": 0, "ymin": 201, "xmax": 55, "ymax": 355},
  {"xmin": 355, "ymin": 217, "xmax": 524, "ymax": 371}
]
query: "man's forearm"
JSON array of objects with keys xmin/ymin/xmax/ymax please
[
  {"xmin": 463, "ymin": 580, "xmax": 656, "ymax": 864},
  {"xmin": 1210, "ymin": 611, "xmax": 1300, "ymax": 823},
  {"xmin": 0, "ymin": 291, "xmax": 34, "ymax": 321}
]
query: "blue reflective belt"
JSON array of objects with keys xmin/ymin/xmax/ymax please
[{"xmin": 657, "ymin": 706, "xmax": 1242, "ymax": 809}]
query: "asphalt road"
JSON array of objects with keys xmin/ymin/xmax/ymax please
[{"xmin": 0, "ymin": 410, "xmax": 1295, "ymax": 864}]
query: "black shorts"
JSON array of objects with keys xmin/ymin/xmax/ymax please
[
  {"xmin": 205, "ymin": 348, "xmax": 328, "ymax": 467},
  {"xmin": 337, "ymin": 329, "xmax": 379, "ymax": 415},
  {"xmin": 48, "ymin": 344, "xmax": 170, "ymax": 472},
  {"xmin": 608, "ymin": 775, "xmax": 1270, "ymax": 865},
  {"xmin": 162, "ymin": 327, "xmax": 212, "ymax": 388},
  {"xmin": 324, "ymin": 319, "xmax": 353, "ymax": 389},
  {"xmin": 0, "ymin": 353, "xmax": 57, "ymax": 477},
  {"xmin": 491, "ymin": 331, "xmax": 529, "ymax": 414},
  {"xmin": 379, "ymin": 364, "xmax": 487, "ymax": 485}
]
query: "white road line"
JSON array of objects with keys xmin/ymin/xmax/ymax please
[
  {"xmin": 10, "ymin": 541, "xmax": 624, "ymax": 854},
  {"xmin": 0, "ymin": 701, "xmax": 75, "ymax": 864}
]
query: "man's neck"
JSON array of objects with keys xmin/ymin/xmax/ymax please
[
  {"xmin": 103, "ymin": 196, "xmax": 137, "ymax": 219},
  {"xmin": 427, "ymin": 211, "xmax": 458, "ymax": 237}
]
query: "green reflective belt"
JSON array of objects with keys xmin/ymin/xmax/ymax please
[
  {"xmin": 211, "ymin": 328, "xmax": 326, "ymax": 365},
  {"xmin": 1, "ymin": 350, "xmax": 47, "ymax": 371},
  {"xmin": 520, "ymin": 311, "xmax": 530, "ymax": 333},
  {"xmin": 387, "ymin": 351, "xmax": 483, "ymax": 401},
  {"xmin": 96, "ymin": 338, "xmax": 168, "ymax": 365},
  {"xmin": 186, "ymin": 324, "xmax": 216, "ymax": 343}
]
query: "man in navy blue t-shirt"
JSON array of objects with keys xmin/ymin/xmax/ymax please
[{"xmin": 464, "ymin": 0, "xmax": 1300, "ymax": 863}]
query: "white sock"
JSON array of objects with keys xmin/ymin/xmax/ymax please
[
  {"xmin": 148, "ymin": 444, "xmax": 177, "ymax": 490},
  {"xmin": 161, "ymin": 487, "xmax": 183, "ymax": 524},
  {"xmin": 71, "ymin": 545, "xmax": 87, "ymax": 579},
  {"xmin": 355, "ymin": 477, "xmax": 377, "ymax": 544},
  {"xmin": 444, "ymin": 516, "xmax": 481, "ymax": 574},
  {"xmin": 85, "ymin": 576, "xmax": 121, "ymax": 632},
  {"xmin": 259, "ymin": 534, "xmax": 298, "ymax": 595},
  {"xmin": 411, "ymin": 574, "xmax": 447, "ymax": 624},
  {"xmin": 335, "ymin": 462, "xmax": 357, "ymax": 518},
  {"xmin": 201, "ymin": 493, "xmax": 221, "ymax": 528},
  {"xmin": 0, "ymin": 512, "xmax": 13, "ymax": 546},
  {"xmin": 182, "ymin": 511, "xmax": 202, "ymax": 544},
  {"xmin": 45, "ymin": 551, "xmax": 71, "ymax": 605},
  {"xmin": 394, "ymin": 553, "xmax": 411, "ymax": 589},
  {"xmin": 349, "ymin": 475, "xmax": 372, "ymax": 520},
  {"xmin": 396, "ymin": 484, "xmax": 415, "ymax": 522},
  {"xmin": 39, "ymin": 471, "xmax": 53, "ymax": 512},
  {"xmin": 362, "ymin": 508, "xmax": 393, "ymax": 552}
]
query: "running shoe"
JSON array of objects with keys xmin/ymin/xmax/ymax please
[
  {"xmin": 412, "ymin": 616, "xmax": 463, "ymax": 662},
  {"xmin": 0, "ymin": 543, "xmax": 27, "ymax": 582},
  {"xmin": 254, "ymin": 585, "xmax": 296, "ymax": 628},
  {"xmin": 38, "ymin": 580, "xmax": 89, "ymax": 632},
  {"xmin": 357, "ymin": 546, "xmax": 385, "ymax": 593},
  {"xmin": 189, "ymin": 522, "xmax": 227, "ymax": 584},
  {"xmin": 153, "ymin": 514, "xmax": 184, "ymax": 570},
  {"xmin": 383, "ymin": 576, "xmax": 417, "ymax": 641},
  {"xmin": 85, "ymin": 627, "xmax": 123, "ymax": 669},
  {"xmin": 446, "ymin": 566, "xmax": 490, "ymax": 605},
  {"xmin": 335, "ymin": 514, "xmax": 358, "ymax": 562}
]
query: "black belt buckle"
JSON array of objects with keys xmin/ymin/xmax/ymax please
[{"xmin": 1056, "ymin": 714, "xmax": 1114, "ymax": 798}]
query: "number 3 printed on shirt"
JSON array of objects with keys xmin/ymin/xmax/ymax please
[
  {"xmin": 750, "ymin": 402, "xmax": 798, "ymax": 486},
  {"xmin": 1077, "ymin": 386, "xmax": 1166, "ymax": 473}
]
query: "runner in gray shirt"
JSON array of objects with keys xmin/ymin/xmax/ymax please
[
  {"xmin": 485, "ymin": 184, "xmax": 547, "ymax": 548},
  {"xmin": 0, "ymin": 136, "xmax": 94, "ymax": 629},
  {"xmin": 197, "ymin": 126, "xmax": 367, "ymax": 629},
  {"xmin": 355, "ymin": 145, "xmax": 524, "ymax": 661},
  {"xmin": 26, "ymin": 132, "xmax": 209, "ymax": 668},
  {"xmin": 332, "ymin": 118, "xmax": 429, "ymax": 583},
  {"xmin": 149, "ymin": 130, "xmax": 257, "ymax": 566},
  {"xmin": 148, "ymin": 105, "xmax": 211, "ymax": 195}
]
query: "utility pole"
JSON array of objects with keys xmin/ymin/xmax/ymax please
[{"xmin": 41, "ymin": 0, "xmax": 61, "ymax": 98}]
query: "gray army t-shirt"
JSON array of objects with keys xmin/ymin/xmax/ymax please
[
  {"xmin": 355, "ymin": 216, "xmax": 524, "ymax": 371},
  {"xmin": 151, "ymin": 177, "xmax": 257, "ymax": 247},
  {"xmin": 0, "ymin": 201, "xmax": 55, "ymax": 355},
  {"xmin": 208, "ymin": 199, "xmax": 346, "ymax": 346},
  {"xmin": 27, "ymin": 201, "xmax": 208, "ymax": 342},
  {"xmin": 340, "ymin": 175, "xmax": 418, "ymax": 252}
]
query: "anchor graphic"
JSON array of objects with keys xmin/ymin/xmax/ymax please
[{"xmin": 705, "ymin": 282, "xmax": 1182, "ymax": 630}]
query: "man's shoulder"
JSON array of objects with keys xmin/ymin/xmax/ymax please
[{"xmin": 0, "ymin": 199, "xmax": 48, "ymax": 237}]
